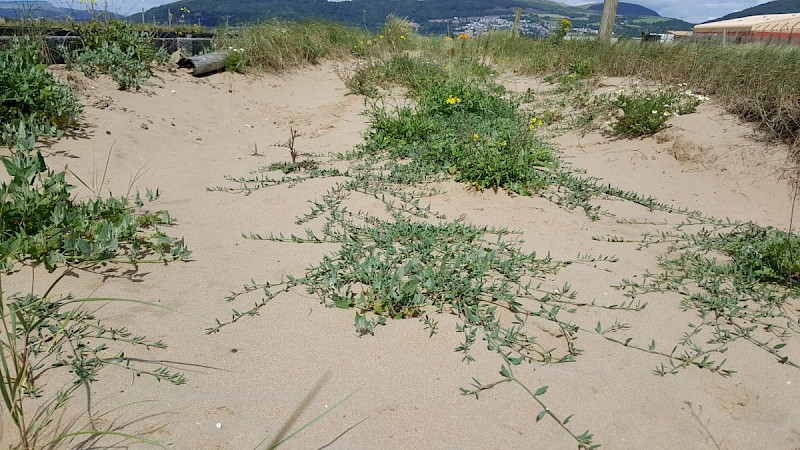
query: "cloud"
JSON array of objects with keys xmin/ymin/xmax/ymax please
[{"xmin": 557, "ymin": 0, "xmax": 774, "ymax": 23}]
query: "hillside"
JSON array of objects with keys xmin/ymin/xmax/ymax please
[
  {"xmin": 135, "ymin": 0, "xmax": 540, "ymax": 29},
  {"xmin": 0, "ymin": 1, "xmax": 108, "ymax": 20},
  {"xmin": 133, "ymin": 0, "xmax": 690, "ymax": 36},
  {"xmin": 584, "ymin": 2, "xmax": 660, "ymax": 17},
  {"xmin": 712, "ymin": 0, "xmax": 800, "ymax": 21}
]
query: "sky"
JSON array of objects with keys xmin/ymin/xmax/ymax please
[{"xmin": 0, "ymin": 0, "xmax": 782, "ymax": 24}]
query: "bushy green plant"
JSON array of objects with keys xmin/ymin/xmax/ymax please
[
  {"xmin": 0, "ymin": 124, "xmax": 191, "ymax": 271},
  {"xmin": 549, "ymin": 18, "xmax": 572, "ymax": 43},
  {"xmin": 378, "ymin": 15, "xmax": 415, "ymax": 52},
  {"xmin": 612, "ymin": 86, "xmax": 704, "ymax": 136},
  {"xmin": 358, "ymin": 57, "xmax": 555, "ymax": 195},
  {"xmin": 0, "ymin": 38, "xmax": 82, "ymax": 146},
  {"xmin": 713, "ymin": 226, "xmax": 800, "ymax": 285},
  {"xmin": 67, "ymin": 20, "xmax": 164, "ymax": 90},
  {"xmin": 224, "ymin": 47, "xmax": 246, "ymax": 73}
]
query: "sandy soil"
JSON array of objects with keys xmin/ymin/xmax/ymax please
[{"xmin": 2, "ymin": 62, "xmax": 799, "ymax": 449}]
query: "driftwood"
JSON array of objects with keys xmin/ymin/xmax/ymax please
[{"xmin": 178, "ymin": 51, "xmax": 230, "ymax": 76}]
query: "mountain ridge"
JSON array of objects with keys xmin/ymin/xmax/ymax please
[
  {"xmin": 711, "ymin": 0, "xmax": 800, "ymax": 21},
  {"xmin": 584, "ymin": 2, "xmax": 660, "ymax": 17},
  {"xmin": 131, "ymin": 0, "xmax": 691, "ymax": 35}
]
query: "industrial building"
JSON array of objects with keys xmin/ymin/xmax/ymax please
[{"xmin": 694, "ymin": 13, "xmax": 800, "ymax": 44}]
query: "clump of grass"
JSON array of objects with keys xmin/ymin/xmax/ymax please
[
  {"xmin": 214, "ymin": 20, "xmax": 369, "ymax": 73},
  {"xmin": 712, "ymin": 225, "xmax": 800, "ymax": 285}
]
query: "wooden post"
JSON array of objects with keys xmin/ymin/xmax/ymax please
[
  {"xmin": 598, "ymin": 0, "xmax": 619, "ymax": 43},
  {"xmin": 512, "ymin": 7, "xmax": 522, "ymax": 37}
]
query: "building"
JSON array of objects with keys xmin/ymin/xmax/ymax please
[{"xmin": 693, "ymin": 14, "xmax": 800, "ymax": 44}]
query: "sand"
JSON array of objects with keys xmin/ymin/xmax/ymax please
[{"xmin": 1, "ymin": 62, "xmax": 799, "ymax": 449}]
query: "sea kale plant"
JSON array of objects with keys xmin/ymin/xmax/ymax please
[
  {"xmin": 66, "ymin": 19, "xmax": 166, "ymax": 90},
  {"xmin": 0, "ymin": 38, "xmax": 82, "ymax": 146}
]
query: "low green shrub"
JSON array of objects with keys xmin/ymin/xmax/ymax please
[
  {"xmin": 360, "ymin": 57, "xmax": 555, "ymax": 195},
  {"xmin": 612, "ymin": 85, "xmax": 705, "ymax": 136},
  {"xmin": 0, "ymin": 38, "xmax": 82, "ymax": 146},
  {"xmin": 713, "ymin": 226, "xmax": 800, "ymax": 286},
  {"xmin": 66, "ymin": 20, "xmax": 165, "ymax": 90},
  {"xmin": 0, "ymin": 124, "xmax": 191, "ymax": 271}
]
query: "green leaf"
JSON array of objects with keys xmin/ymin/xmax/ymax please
[
  {"xmin": 534, "ymin": 385, "xmax": 548, "ymax": 396},
  {"xmin": 333, "ymin": 296, "xmax": 352, "ymax": 309},
  {"xmin": 499, "ymin": 364, "xmax": 512, "ymax": 378}
]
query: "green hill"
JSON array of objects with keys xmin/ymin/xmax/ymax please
[
  {"xmin": 584, "ymin": 2, "xmax": 660, "ymax": 17},
  {"xmin": 0, "ymin": 1, "xmax": 110, "ymax": 20},
  {"xmin": 712, "ymin": 0, "xmax": 800, "ymax": 21},
  {"xmin": 131, "ymin": 0, "xmax": 692, "ymax": 37}
]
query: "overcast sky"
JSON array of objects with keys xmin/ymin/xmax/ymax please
[{"xmin": 0, "ymin": 0, "xmax": 781, "ymax": 24}]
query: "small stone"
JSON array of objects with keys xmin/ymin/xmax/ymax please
[{"xmin": 141, "ymin": 123, "xmax": 149, "ymax": 130}]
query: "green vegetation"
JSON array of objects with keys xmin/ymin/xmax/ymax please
[
  {"xmin": 358, "ymin": 56, "xmax": 555, "ymax": 195},
  {"xmin": 488, "ymin": 37, "xmax": 800, "ymax": 157},
  {"xmin": 611, "ymin": 85, "xmax": 703, "ymax": 136},
  {"xmin": 0, "ymin": 38, "xmax": 82, "ymax": 146},
  {"xmin": 0, "ymin": 127, "xmax": 190, "ymax": 448},
  {"xmin": 207, "ymin": 23, "xmax": 799, "ymax": 449},
  {"xmin": 2, "ymin": 19, "xmax": 190, "ymax": 448},
  {"xmin": 65, "ymin": 19, "xmax": 166, "ymax": 90},
  {"xmin": 4, "ymin": 13, "xmax": 800, "ymax": 449},
  {"xmin": 1, "ymin": 125, "xmax": 190, "ymax": 271},
  {"xmin": 214, "ymin": 20, "xmax": 368, "ymax": 72}
]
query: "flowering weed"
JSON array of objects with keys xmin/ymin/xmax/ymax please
[{"xmin": 612, "ymin": 85, "xmax": 705, "ymax": 136}]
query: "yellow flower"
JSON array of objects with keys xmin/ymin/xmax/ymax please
[
  {"xmin": 446, "ymin": 95, "xmax": 461, "ymax": 105},
  {"xmin": 529, "ymin": 117, "xmax": 543, "ymax": 130},
  {"xmin": 379, "ymin": 35, "xmax": 385, "ymax": 39},
  {"xmin": 457, "ymin": 33, "xmax": 472, "ymax": 40},
  {"xmin": 400, "ymin": 35, "xmax": 406, "ymax": 40},
  {"xmin": 473, "ymin": 133, "xmax": 480, "ymax": 141}
]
